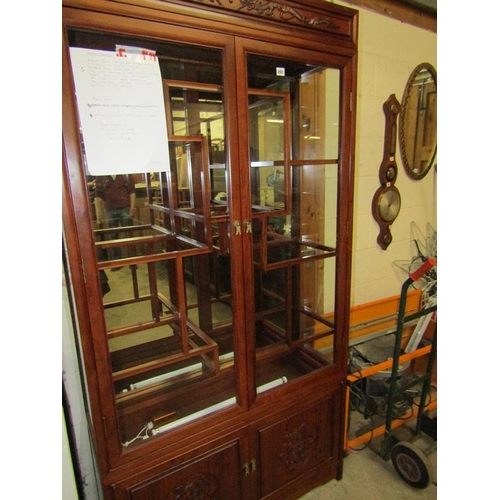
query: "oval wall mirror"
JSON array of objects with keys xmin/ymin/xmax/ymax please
[{"xmin": 399, "ymin": 62, "xmax": 437, "ymax": 180}]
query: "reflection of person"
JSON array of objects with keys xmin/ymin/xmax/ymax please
[
  {"xmin": 95, "ymin": 174, "xmax": 136, "ymax": 226},
  {"xmin": 94, "ymin": 174, "xmax": 136, "ymax": 262}
]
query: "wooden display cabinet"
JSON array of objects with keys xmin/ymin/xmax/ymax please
[{"xmin": 62, "ymin": 0, "xmax": 358, "ymax": 498}]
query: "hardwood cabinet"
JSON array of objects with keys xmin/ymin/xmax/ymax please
[
  {"xmin": 62, "ymin": 0, "xmax": 358, "ymax": 498},
  {"xmin": 114, "ymin": 435, "xmax": 246, "ymax": 499}
]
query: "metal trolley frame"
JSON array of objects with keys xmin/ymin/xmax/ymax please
[{"xmin": 345, "ymin": 258, "xmax": 437, "ymax": 488}]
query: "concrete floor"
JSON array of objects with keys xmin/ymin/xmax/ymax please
[
  {"xmin": 299, "ymin": 442, "xmax": 437, "ymax": 499},
  {"xmin": 299, "ymin": 400, "xmax": 437, "ymax": 500}
]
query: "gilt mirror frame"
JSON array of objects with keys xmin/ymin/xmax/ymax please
[{"xmin": 399, "ymin": 62, "xmax": 437, "ymax": 180}]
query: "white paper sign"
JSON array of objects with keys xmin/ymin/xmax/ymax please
[{"xmin": 69, "ymin": 47, "xmax": 170, "ymax": 175}]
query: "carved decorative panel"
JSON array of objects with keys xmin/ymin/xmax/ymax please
[
  {"xmin": 279, "ymin": 421, "xmax": 318, "ymax": 471},
  {"xmin": 163, "ymin": 0, "xmax": 354, "ymax": 37},
  {"xmin": 258, "ymin": 399, "xmax": 334, "ymax": 496},
  {"xmin": 126, "ymin": 442, "xmax": 242, "ymax": 500},
  {"xmin": 166, "ymin": 474, "xmax": 219, "ymax": 500}
]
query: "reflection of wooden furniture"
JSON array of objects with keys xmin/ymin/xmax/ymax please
[
  {"xmin": 93, "ymin": 137, "xmax": 218, "ymax": 392},
  {"xmin": 62, "ymin": 1, "xmax": 358, "ymax": 499}
]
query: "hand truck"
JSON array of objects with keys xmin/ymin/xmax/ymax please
[{"xmin": 345, "ymin": 258, "xmax": 437, "ymax": 488}]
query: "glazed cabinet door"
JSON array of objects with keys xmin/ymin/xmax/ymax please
[
  {"xmin": 235, "ymin": 38, "xmax": 355, "ymax": 405},
  {"xmin": 62, "ymin": 12, "xmax": 247, "ymax": 467}
]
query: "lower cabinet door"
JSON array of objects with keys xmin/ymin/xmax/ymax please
[
  {"xmin": 111, "ymin": 398, "xmax": 339, "ymax": 500},
  {"xmin": 117, "ymin": 439, "xmax": 245, "ymax": 500},
  {"xmin": 257, "ymin": 398, "xmax": 335, "ymax": 498}
]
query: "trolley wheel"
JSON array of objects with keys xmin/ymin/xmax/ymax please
[{"xmin": 391, "ymin": 441, "xmax": 430, "ymax": 489}]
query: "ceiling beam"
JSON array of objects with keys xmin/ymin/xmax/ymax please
[{"xmin": 339, "ymin": 0, "xmax": 436, "ymax": 32}]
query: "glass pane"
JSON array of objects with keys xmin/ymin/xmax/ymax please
[
  {"xmin": 92, "ymin": 140, "xmax": 211, "ymax": 264},
  {"xmin": 163, "ymin": 83, "xmax": 227, "ymax": 206},
  {"xmin": 299, "ymin": 69, "xmax": 340, "ymax": 160},
  {"xmin": 249, "ymin": 94, "xmax": 286, "ymax": 211},
  {"xmin": 168, "ymin": 87, "xmax": 224, "ymax": 137},
  {"xmin": 248, "ymin": 53, "xmax": 341, "ymax": 392},
  {"xmin": 69, "ymin": 29, "xmax": 236, "ymax": 448}
]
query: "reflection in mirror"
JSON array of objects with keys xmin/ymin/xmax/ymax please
[
  {"xmin": 86, "ymin": 154, "xmax": 236, "ymax": 444},
  {"xmin": 90, "ymin": 138, "xmax": 212, "ymax": 267},
  {"xmin": 70, "ymin": 28, "xmax": 239, "ymax": 446},
  {"xmin": 399, "ymin": 63, "xmax": 437, "ymax": 180},
  {"xmin": 247, "ymin": 51, "xmax": 342, "ymax": 391},
  {"xmin": 249, "ymin": 93, "xmax": 287, "ymax": 211},
  {"xmin": 163, "ymin": 82, "xmax": 227, "ymax": 212}
]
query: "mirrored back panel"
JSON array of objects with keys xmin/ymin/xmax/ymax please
[
  {"xmin": 246, "ymin": 54, "xmax": 342, "ymax": 388},
  {"xmin": 68, "ymin": 29, "xmax": 236, "ymax": 447}
]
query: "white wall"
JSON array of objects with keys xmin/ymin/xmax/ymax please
[{"xmin": 337, "ymin": 1, "xmax": 437, "ymax": 307}]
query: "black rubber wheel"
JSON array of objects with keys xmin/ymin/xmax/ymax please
[{"xmin": 391, "ymin": 441, "xmax": 430, "ymax": 489}]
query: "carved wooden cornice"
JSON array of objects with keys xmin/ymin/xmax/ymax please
[{"xmin": 171, "ymin": 0, "xmax": 355, "ymax": 37}]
